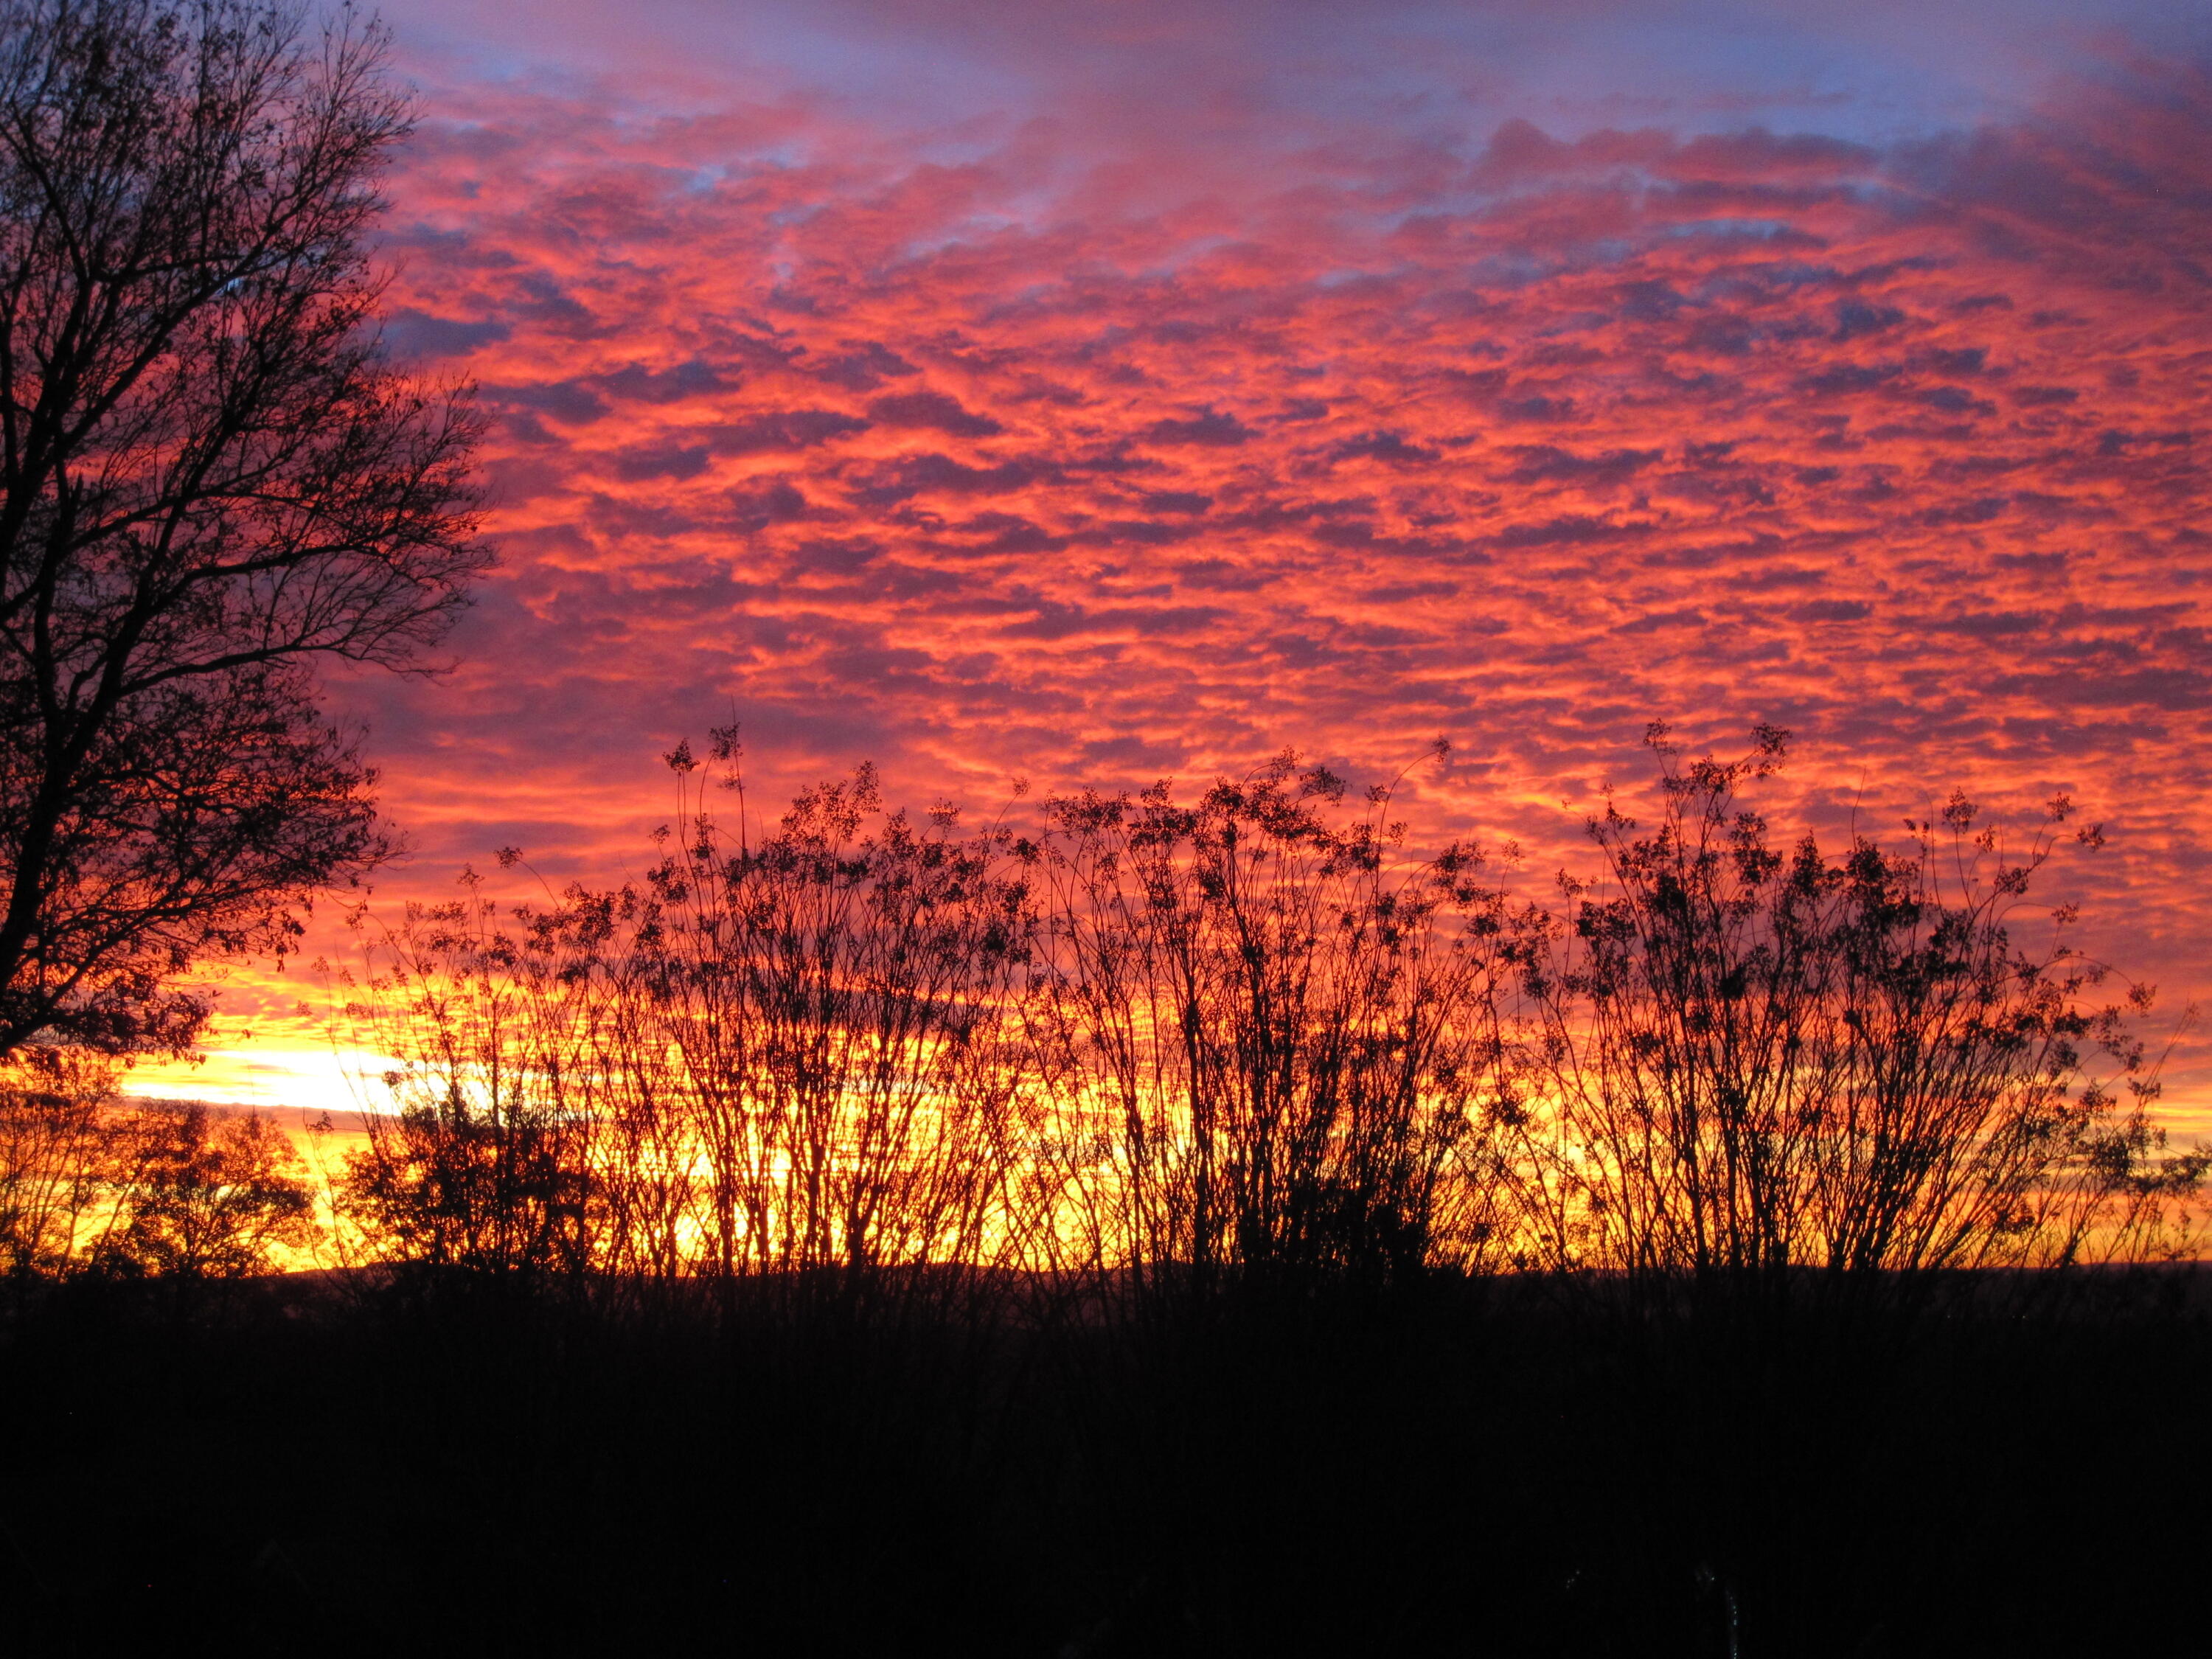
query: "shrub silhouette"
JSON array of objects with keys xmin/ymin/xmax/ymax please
[
  {"xmin": 334, "ymin": 737, "xmax": 1048, "ymax": 1319},
  {"xmin": 641, "ymin": 741, "xmax": 1043, "ymax": 1299},
  {"xmin": 1502, "ymin": 723, "xmax": 2206, "ymax": 1298},
  {"xmin": 1026, "ymin": 747, "xmax": 1522, "ymax": 1298},
  {"xmin": 327, "ymin": 728, "xmax": 2204, "ymax": 1306},
  {"xmin": 0, "ymin": 1045, "xmax": 116, "ymax": 1279},
  {"xmin": 94, "ymin": 1101, "xmax": 318, "ymax": 1279},
  {"xmin": 335, "ymin": 877, "xmax": 605, "ymax": 1281}
]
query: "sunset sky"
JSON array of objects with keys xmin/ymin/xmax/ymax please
[{"xmin": 126, "ymin": 0, "xmax": 2212, "ymax": 1133}]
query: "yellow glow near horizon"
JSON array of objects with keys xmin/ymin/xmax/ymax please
[
  {"xmin": 116, "ymin": 1044, "xmax": 411, "ymax": 1124},
  {"xmin": 110, "ymin": 1028, "xmax": 2212, "ymax": 1147}
]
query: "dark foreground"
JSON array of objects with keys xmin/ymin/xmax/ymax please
[{"xmin": 1, "ymin": 1267, "xmax": 2201, "ymax": 1658}]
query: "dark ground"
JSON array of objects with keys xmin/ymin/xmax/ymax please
[{"xmin": 1, "ymin": 1266, "xmax": 2202, "ymax": 1658}]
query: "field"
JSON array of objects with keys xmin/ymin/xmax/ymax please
[{"xmin": 2, "ymin": 1262, "xmax": 2202, "ymax": 1658}]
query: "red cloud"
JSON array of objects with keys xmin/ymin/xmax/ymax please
[{"xmin": 167, "ymin": 47, "xmax": 2212, "ymax": 1127}]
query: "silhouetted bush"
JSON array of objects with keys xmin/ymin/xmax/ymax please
[
  {"xmin": 0, "ymin": 1051, "xmax": 318, "ymax": 1291},
  {"xmin": 1026, "ymin": 746, "xmax": 1522, "ymax": 1307},
  {"xmin": 1503, "ymin": 725, "xmax": 2206, "ymax": 1306},
  {"xmin": 94, "ymin": 1101, "xmax": 318, "ymax": 1279},
  {"xmin": 327, "ymin": 728, "xmax": 2202, "ymax": 1323},
  {"xmin": 0, "ymin": 1045, "xmax": 115, "ymax": 1280},
  {"xmin": 335, "ymin": 879, "xmax": 602, "ymax": 1281}
]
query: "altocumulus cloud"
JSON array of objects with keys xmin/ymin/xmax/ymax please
[{"xmin": 238, "ymin": 0, "xmax": 2212, "ymax": 1121}]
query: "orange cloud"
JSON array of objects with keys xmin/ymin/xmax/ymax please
[{"xmin": 164, "ymin": 38, "xmax": 2212, "ymax": 1128}]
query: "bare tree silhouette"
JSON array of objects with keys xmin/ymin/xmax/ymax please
[{"xmin": 0, "ymin": 1, "xmax": 484, "ymax": 1058}]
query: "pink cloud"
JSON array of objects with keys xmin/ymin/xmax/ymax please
[{"xmin": 159, "ymin": 19, "xmax": 2212, "ymax": 1128}]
